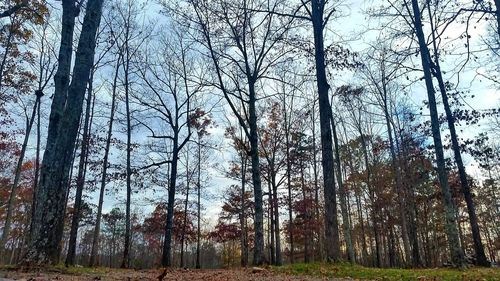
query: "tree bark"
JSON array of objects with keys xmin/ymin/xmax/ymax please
[
  {"xmin": 196, "ymin": 138, "xmax": 202, "ymax": 269},
  {"xmin": 240, "ymin": 153, "xmax": 249, "ymax": 267},
  {"xmin": 66, "ymin": 68, "xmax": 95, "ymax": 266},
  {"xmin": 180, "ymin": 151, "xmax": 190, "ymax": 268},
  {"xmin": 268, "ymin": 179, "xmax": 275, "ymax": 265},
  {"xmin": 409, "ymin": 0, "xmax": 464, "ymax": 267},
  {"xmin": 428, "ymin": 23, "xmax": 489, "ymax": 267},
  {"xmin": 311, "ymin": 0, "xmax": 340, "ymax": 262},
  {"xmin": 300, "ymin": 162, "xmax": 310, "ymax": 263},
  {"xmin": 272, "ymin": 172, "xmax": 282, "ymax": 266},
  {"xmin": 248, "ymin": 80, "xmax": 265, "ymax": 266},
  {"xmin": 284, "ymin": 102, "xmax": 295, "ymax": 263},
  {"xmin": 162, "ymin": 142, "xmax": 179, "ymax": 267},
  {"xmin": 331, "ymin": 117, "xmax": 355, "ymax": 262},
  {"xmin": 24, "ymin": 0, "xmax": 103, "ymax": 265},
  {"xmin": 121, "ymin": 30, "xmax": 132, "ymax": 268}
]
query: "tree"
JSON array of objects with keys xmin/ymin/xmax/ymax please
[
  {"xmin": 89, "ymin": 48, "xmax": 122, "ymax": 268},
  {"xmin": 189, "ymin": 108, "xmax": 214, "ymax": 269},
  {"xmin": 24, "ymin": 0, "xmax": 104, "ymax": 265},
  {"xmin": 66, "ymin": 25, "xmax": 112, "ymax": 266},
  {"xmin": 188, "ymin": 0, "xmax": 292, "ymax": 265},
  {"xmin": 0, "ymin": 3, "xmax": 48, "ymax": 250},
  {"xmin": 406, "ymin": 0, "xmax": 464, "ymax": 267},
  {"xmin": 422, "ymin": 1, "xmax": 489, "ymax": 264},
  {"xmin": 136, "ymin": 26, "xmax": 200, "ymax": 266},
  {"xmin": 259, "ymin": 102, "xmax": 287, "ymax": 265}
]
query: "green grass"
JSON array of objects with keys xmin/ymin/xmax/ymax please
[{"xmin": 273, "ymin": 262, "xmax": 500, "ymax": 281}]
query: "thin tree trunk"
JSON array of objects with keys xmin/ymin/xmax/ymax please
[
  {"xmin": 196, "ymin": 139, "xmax": 202, "ymax": 269},
  {"xmin": 180, "ymin": 152, "xmax": 190, "ymax": 268},
  {"xmin": 89, "ymin": 56, "xmax": 120, "ymax": 267},
  {"xmin": 268, "ymin": 179, "xmax": 275, "ymax": 265},
  {"xmin": 409, "ymin": 0, "xmax": 464, "ymax": 267},
  {"xmin": 121, "ymin": 41, "xmax": 132, "ymax": 269},
  {"xmin": 330, "ymin": 115, "xmax": 355, "ymax": 262},
  {"xmin": 0, "ymin": 93, "xmax": 41, "ymax": 257},
  {"xmin": 284, "ymin": 104, "xmax": 295, "ymax": 264},
  {"xmin": 430, "ymin": 33, "xmax": 489, "ymax": 268},
  {"xmin": 29, "ymin": 94, "xmax": 42, "ymax": 237},
  {"xmin": 240, "ymin": 154, "xmax": 249, "ymax": 267},
  {"xmin": 66, "ymin": 68, "xmax": 95, "ymax": 266},
  {"xmin": 272, "ymin": 173, "xmax": 282, "ymax": 266},
  {"xmin": 397, "ymin": 129, "xmax": 422, "ymax": 267},
  {"xmin": 311, "ymin": 101, "xmax": 323, "ymax": 262}
]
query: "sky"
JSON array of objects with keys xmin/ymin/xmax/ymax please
[{"xmin": 4, "ymin": 0, "xmax": 499, "ymax": 229}]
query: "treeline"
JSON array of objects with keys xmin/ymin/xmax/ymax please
[{"xmin": 0, "ymin": 0, "xmax": 499, "ymax": 270}]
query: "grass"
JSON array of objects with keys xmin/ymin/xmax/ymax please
[{"xmin": 273, "ymin": 262, "xmax": 500, "ymax": 281}]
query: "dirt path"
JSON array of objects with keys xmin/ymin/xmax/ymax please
[{"xmin": 0, "ymin": 268, "xmax": 353, "ymax": 281}]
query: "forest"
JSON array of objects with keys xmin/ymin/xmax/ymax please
[{"xmin": 0, "ymin": 0, "xmax": 499, "ymax": 279}]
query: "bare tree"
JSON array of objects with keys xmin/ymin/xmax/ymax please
[
  {"xmin": 24, "ymin": 0, "xmax": 104, "ymax": 265},
  {"xmin": 136, "ymin": 27, "xmax": 201, "ymax": 267},
  {"xmin": 188, "ymin": 0, "xmax": 293, "ymax": 265},
  {"xmin": 405, "ymin": 0, "xmax": 465, "ymax": 267}
]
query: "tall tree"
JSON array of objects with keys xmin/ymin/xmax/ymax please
[
  {"xmin": 188, "ymin": 0, "xmax": 292, "ymax": 265},
  {"xmin": 190, "ymin": 108, "xmax": 213, "ymax": 269},
  {"xmin": 137, "ymin": 27, "xmax": 199, "ymax": 266},
  {"xmin": 66, "ymin": 27, "xmax": 112, "ymax": 266},
  {"xmin": 406, "ymin": 0, "xmax": 464, "ymax": 267},
  {"xmin": 24, "ymin": 0, "xmax": 104, "ymax": 265},
  {"xmin": 422, "ymin": 1, "xmax": 489, "ymax": 265},
  {"xmin": 89, "ymin": 52, "xmax": 122, "ymax": 267}
]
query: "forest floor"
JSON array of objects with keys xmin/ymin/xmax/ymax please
[
  {"xmin": 0, "ymin": 263, "xmax": 498, "ymax": 281},
  {"xmin": 0, "ymin": 266, "xmax": 340, "ymax": 281}
]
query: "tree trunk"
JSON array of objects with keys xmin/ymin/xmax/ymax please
[
  {"xmin": 272, "ymin": 173, "xmax": 282, "ymax": 266},
  {"xmin": 121, "ymin": 40, "xmax": 132, "ymax": 269},
  {"xmin": 431, "ymin": 40, "xmax": 489, "ymax": 268},
  {"xmin": 89, "ymin": 55, "xmax": 120, "ymax": 267},
  {"xmin": 300, "ymin": 162, "xmax": 310, "ymax": 263},
  {"xmin": 379, "ymin": 88, "xmax": 412, "ymax": 266},
  {"xmin": 284, "ymin": 104, "xmax": 295, "ymax": 264},
  {"xmin": 29, "ymin": 93, "xmax": 42, "ymax": 239},
  {"xmin": 311, "ymin": 0, "xmax": 340, "ymax": 262},
  {"xmin": 311, "ymin": 101, "xmax": 323, "ymax": 262},
  {"xmin": 66, "ymin": 68, "xmax": 95, "ymax": 266},
  {"xmin": 330, "ymin": 115, "xmax": 355, "ymax": 262},
  {"xmin": 248, "ymin": 80, "xmax": 265, "ymax": 266},
  {"xmin": 397, "ymin": 128, "xmax": 422, "ymax": 267},
  {"xmin": 240, "ymin": 154, "xmax": 249, "ymax": 267},
  {"xmin": 268, "ymin": 179, "xmax": 275, "ymax": 265},
  {"xmin": 410, "ymin": 0, "xmax": 464, "ymax": 267},
  {"xmin": 162, "ymin": 142, "xmax": 179, "ymax": 267},
  {"xmin": 24, "ymin": 0, "xmax": 103, "ymax": 265},
  {"xmin": 180, "ymin": 152, "xmax": 190, "ymax": 268},
  {"xmin": 196, "ymin": 138, "xmax": 202, "ymax": 269},
  {"xmin": 0, "ymin": 93, "xmax": 41, "ymax": 258}
]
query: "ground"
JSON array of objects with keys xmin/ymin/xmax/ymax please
[
  {"xmin": 0, "ymin": 263, "xmax": 498, "ymax": 281},
  {"xmin": 0, "ymin": 267, "xmax": 336, "ymax": 281}
]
